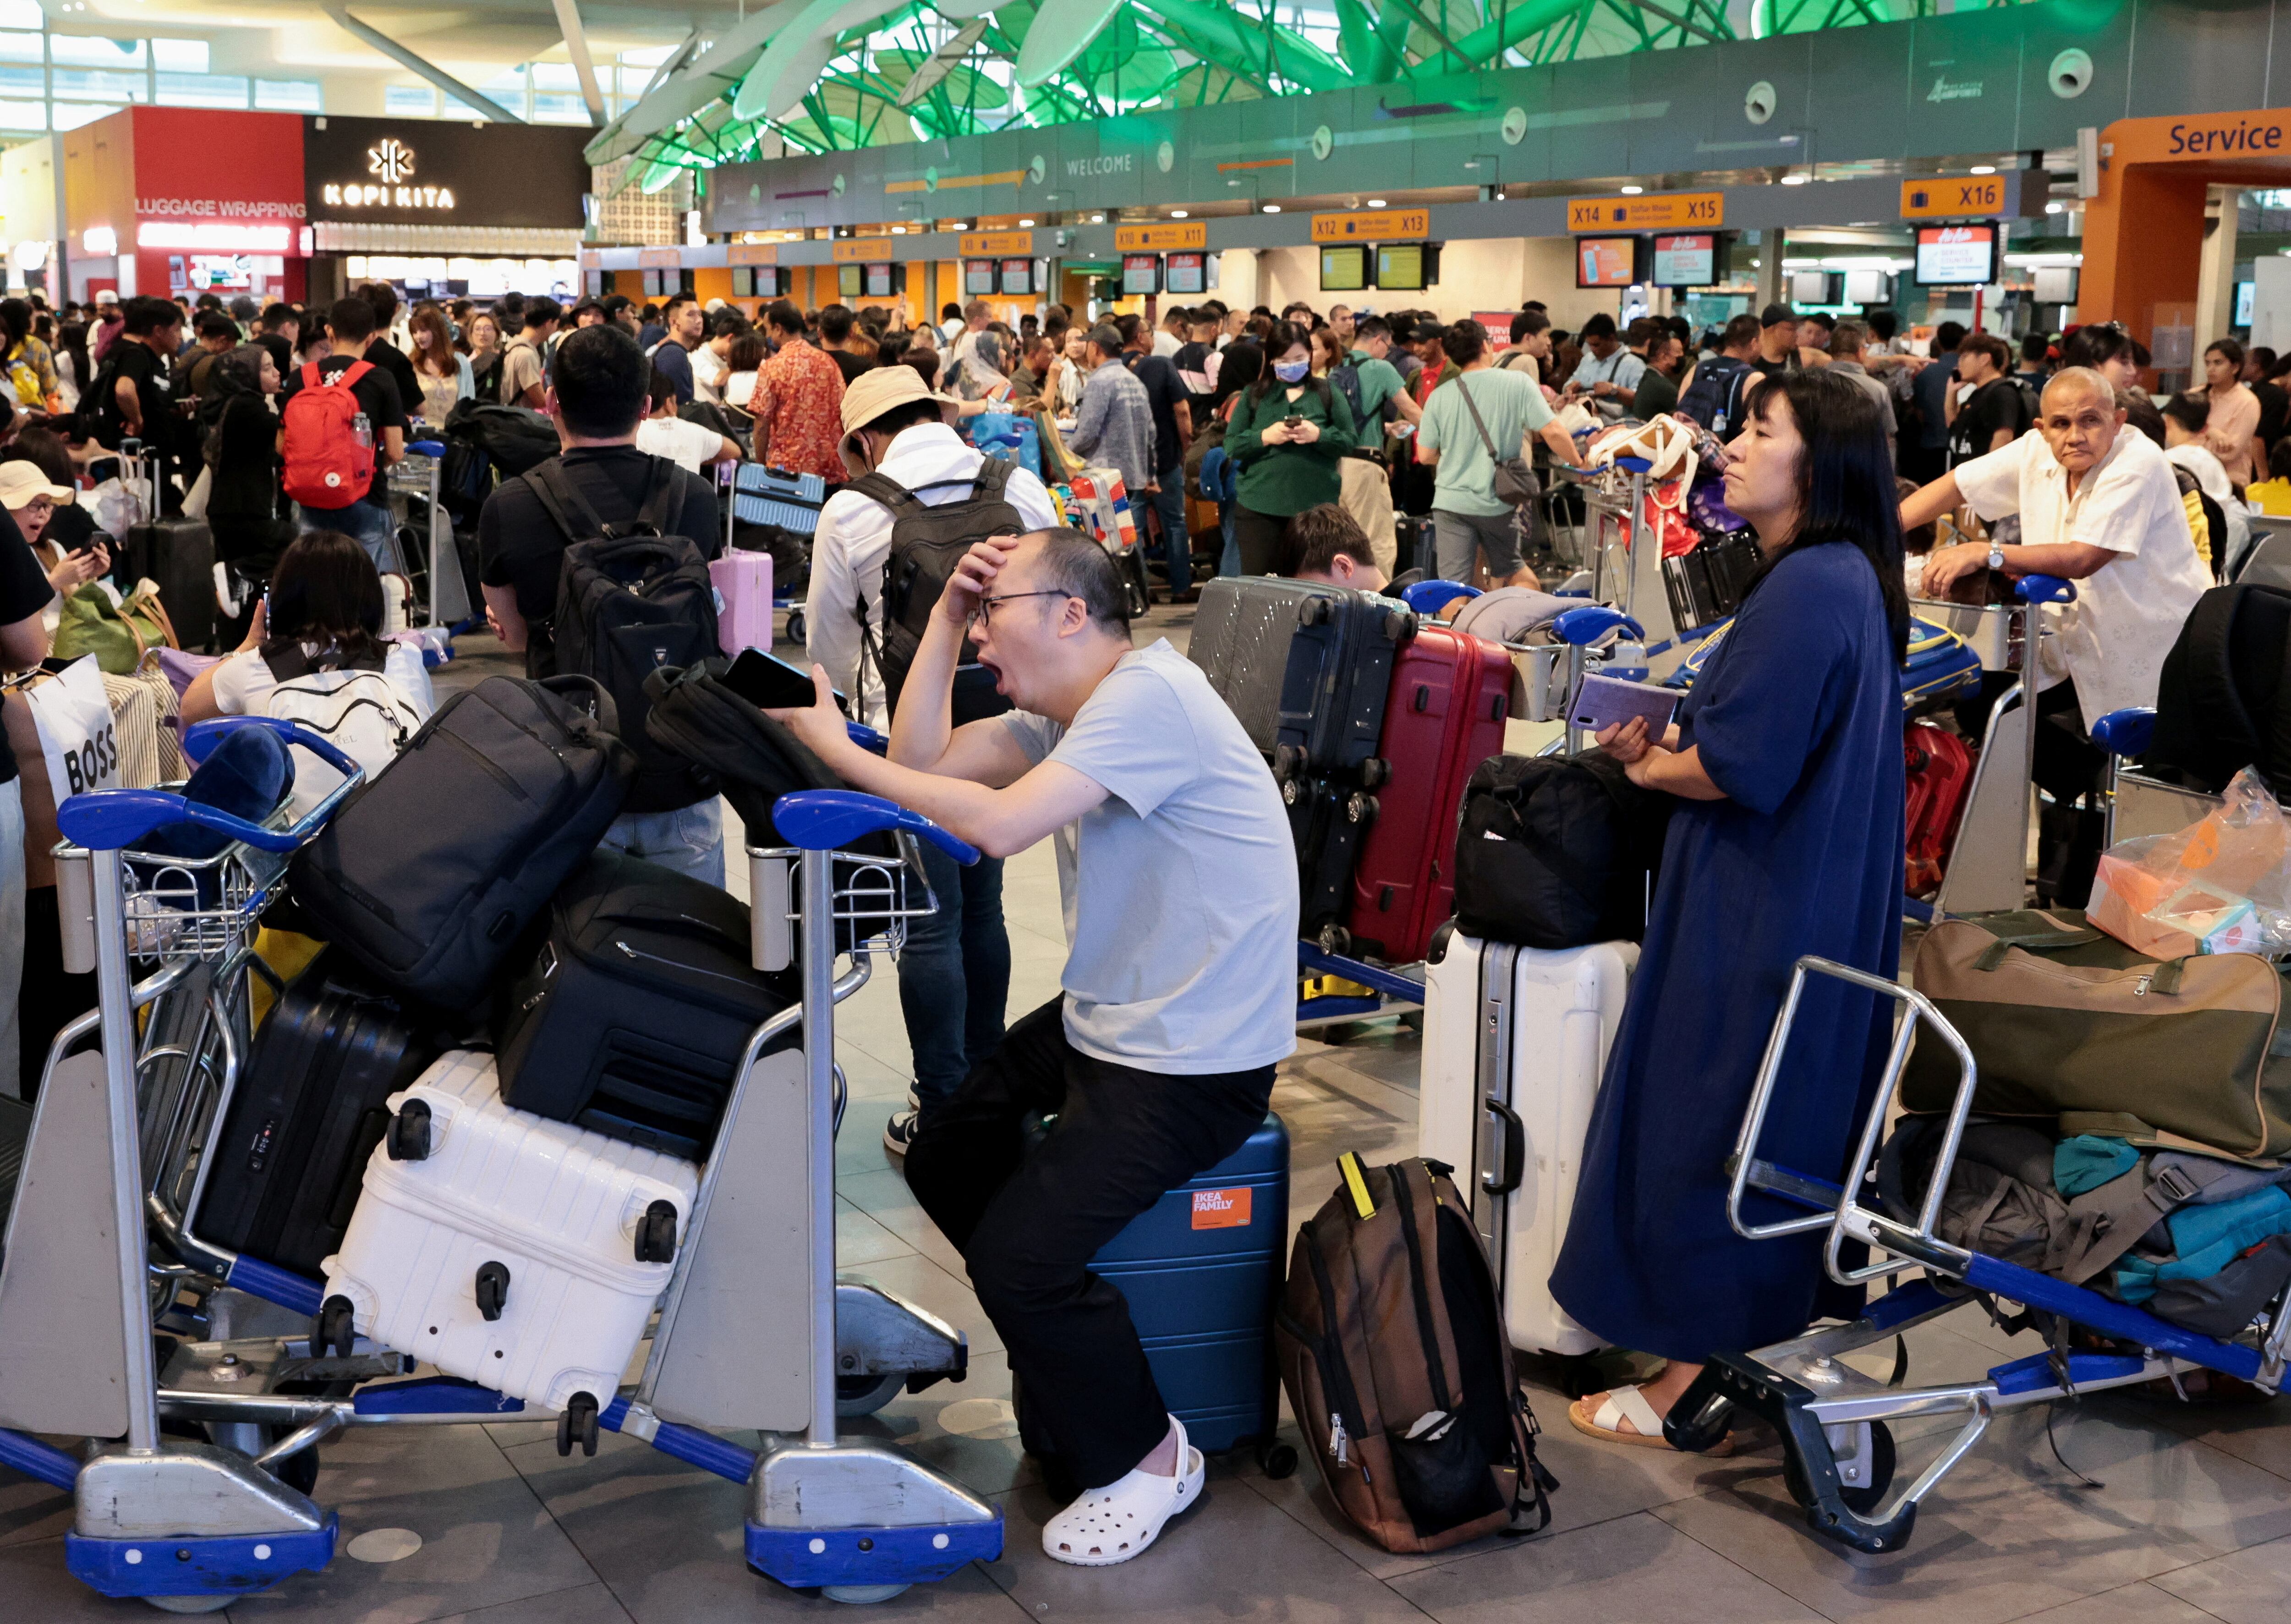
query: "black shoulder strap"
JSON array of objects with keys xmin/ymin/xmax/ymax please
[
  {"xmin": 845, "ymin": 470, "xmax": 926, "ymax": 519},
  {"xmin": 527, "ymin": 459, "xmax": 608, "ymax": 544},
  {"xmin": 633, "ymin": 454, "xmax": 686, "ymax": 537},
  {"xmin": 970, "ymin": 455, "xmax": 1018, "ymax": 500}
]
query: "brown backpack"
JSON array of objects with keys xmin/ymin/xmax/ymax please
[{"xmin": 1276, "ymin": 1154, "xmax": 1556, "ymax": 1553}]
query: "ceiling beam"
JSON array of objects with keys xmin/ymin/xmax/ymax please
[
  {"xmin": 550, "ymin": 0, "xmax": 608, "ymax": 127},
  {"xmin": 322, "ymin": 5, "xmax": 526, "ymax": 124}
]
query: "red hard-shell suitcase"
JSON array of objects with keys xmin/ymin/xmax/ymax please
[
  {"xmin": 1904, "ymin": 721, "xmax": 1974, "ymax": 898},
  {"xmin": 1343, "ymin": 625, "xmax": 1514, "ymax": 964}
]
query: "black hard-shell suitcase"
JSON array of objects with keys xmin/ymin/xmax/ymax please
[
  {"xmin": 195, "ymin": 951, "xmax": 440, "ymax": 1277},
  {"xmin": 493, "ymin": 848, "xmax": 798, "ymax": 1158},
  {"xmin": 1284, "ymin": 773, "xmax": 1377, "ymax": 940},
  {"xmin": 120, "ymin": 444, "xmax": 217, "ymax": 651},
  {"xmin": 1185, "ymin": 576, "xmax": 1412, "ymax": 783}
]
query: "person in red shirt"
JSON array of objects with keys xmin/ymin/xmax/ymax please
[{"xmin": 756, "ymin": 299, "xmax": 848, "ymax": 483}]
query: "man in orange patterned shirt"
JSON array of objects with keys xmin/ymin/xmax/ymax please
[{"xmin": 757, "ymin": 299, "xmax": 848, "ymax": 483}]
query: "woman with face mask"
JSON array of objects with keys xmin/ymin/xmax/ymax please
[{"xmin": 1220, "ymin": 320, "xmax": 1357, "ymax": 575}]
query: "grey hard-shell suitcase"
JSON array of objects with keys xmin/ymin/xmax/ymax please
[{"xmin": 1185, "ymin": 575, "xmax": 1413, "ymax": 784}]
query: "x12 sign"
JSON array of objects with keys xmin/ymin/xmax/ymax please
[{"xmin": 1901, "ymin": 175, "xmax": 2008, "ymax": 219}]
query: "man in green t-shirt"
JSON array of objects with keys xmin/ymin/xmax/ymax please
[
  {"xmin": 1416, "ymin": 320, "xmax": 1587, "ymax": 585},
  {"xmin": 1332, "ymin": 317, "xmax": 1421, "ymax": 574}
]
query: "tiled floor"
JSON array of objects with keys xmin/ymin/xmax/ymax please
[{"xmin": 10, "ymin": 609, "xmax": 2291, "ymax": 1620}]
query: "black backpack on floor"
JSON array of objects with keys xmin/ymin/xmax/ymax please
[
  {"xmin": 2145, "ymin": 582, "xmax": 2291, "ymax": 799},
  {"xmin": 1451, "ymin": 751, "xmax": 1672, "ymax": 950},
  {"xmin": 533, "ymin": 457, "xmax": 720, "ymax": 815},
  {"xmin": 287, "ymin": 674, "xmax": 635, "ymax": 1012},
  {"xmin": 845, "ymin": 459, "xmax": 1024, "ymax": 724}
]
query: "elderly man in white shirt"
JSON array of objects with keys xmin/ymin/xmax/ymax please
[{"xmin": 1902, "ymin": 365, "xmax": 2211, "ymax": 904}]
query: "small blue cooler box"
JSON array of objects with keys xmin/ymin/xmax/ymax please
[{"xmin": 1017, "ymin": 1113, "xmax": 1293, "ymax": 1474}]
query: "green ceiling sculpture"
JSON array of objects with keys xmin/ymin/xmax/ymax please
[{"xmin": 587, "ymin": 0, "xmax": 2033, "ymax": 186}]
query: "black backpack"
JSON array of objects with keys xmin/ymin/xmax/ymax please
[
  {"xmin": 286, "ymin": 674, "xmax": 636, "ymax": 1012},
  {"xmin": 2147, "ymin": 582, "xmax": 2291, "ymax": 799},
  {"xmin": 1450, "ymin": 751, "xmax": 1673, "ymax": 950},
  {"xmin": 1328, "ymin": 361, "xmax": 1369, "ymax": 436},
  {"xmin": 846, "ymin": 458, "xmax": 1025, "ymax": 723},
  {"xmin": 1677, "ymin": 355, "xmax": 1754, "ymax": 435},
  {"xmin": 532, "ymin": 457, "xmax": 720, "ymax": 815},
  {"xmin": 443, "ymin": 398, "xmax": 559, "ymax": 477}
]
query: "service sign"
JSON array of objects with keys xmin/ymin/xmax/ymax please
[
  {"xmin": 1901, "ymin": 175, "xmax": 2009, "ymax": 219},
  {"xmin": 1567, "ymin": 191, "xmax": 1723, "ymax": 232},
  {"xmin": 1114, "ymin": 222, "xmax": 1206, "ymax": 251},
  {"xmin": 959, "ymin": 230, "xmax": 1033, "ymax": 256},
  {"xmin": 1310, "ymin": 208, "xmax": 1431, "ymax": 243},
  {"xmin": 303, "ymin": 115, "xmax": 589, "ymax": 227},
  {"xmin": 728, "ymin": 242, "xmax": 778, "ymax": 265},
  {"xmin": 832, "ymin": 239, "xmax": 896, "ymax": 262},
  {"xmin": 637, "ymin": 247, "xmax": 681, "ymax": 268}
]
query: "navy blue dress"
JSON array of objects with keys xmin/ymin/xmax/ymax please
[{"xmin": 1549, "ymin": 541, "xmax": 1905, "ymax": 1362}]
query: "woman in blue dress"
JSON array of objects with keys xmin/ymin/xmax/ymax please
[{"xmin": 1551, "ymin": 368, "xmax": 1909, "ymax": 1450}]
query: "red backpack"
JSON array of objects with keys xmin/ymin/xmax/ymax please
[{"xmin": 282, "ymin": 360, "xmax": 376, "ymax": 509}]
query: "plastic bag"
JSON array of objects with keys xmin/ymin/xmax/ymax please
[{"xmin": 2089, "ymin": 768, "xmax": 2291, "ymax": 957}]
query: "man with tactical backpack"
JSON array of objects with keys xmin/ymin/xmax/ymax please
[
  {"xmin": 477, "ymin": 323, "xmax": 726, "ymax": 882},
  {"xmin": 800, "ymin": 364, "xmax": 1058, "ymax": 1151}
]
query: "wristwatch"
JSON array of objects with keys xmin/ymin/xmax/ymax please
[{"xmin": 1986, "ymin": 544, "xmax": 2006, "ymax": 572}]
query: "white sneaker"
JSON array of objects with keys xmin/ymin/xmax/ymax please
[
  {"xmin": 882, "ymin": 1108, "xmax": 921, "ymax": 1155},
  {"xmin": 1040, "ymin": 1415, "xmax": 1204, "ymax": 1567}
]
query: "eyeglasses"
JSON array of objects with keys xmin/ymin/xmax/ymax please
[{"xmin": 969, "ymin": 590, "xmax": 1068, "ymax": 627}]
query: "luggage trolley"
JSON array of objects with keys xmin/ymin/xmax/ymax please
[
  {"xmin": 387, "ymin": 436, "xmax": 466, "ymax": 629},
  {"xmin": 1663, "ymin": 955, "xmax": 2291, "ymax": 1556},
  {"xmin": 1556, "ymin": 456, "xmax": 1700, "ymax": 683}
]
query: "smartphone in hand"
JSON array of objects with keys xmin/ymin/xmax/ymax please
[{"xmin": 724, "ymin": 647, "xmax": 851, "ymax": 716}]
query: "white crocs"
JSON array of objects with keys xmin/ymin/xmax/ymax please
[{"xmin": 1041, "ymin": 1415, "xmax": 1205, "ymax": 1567}]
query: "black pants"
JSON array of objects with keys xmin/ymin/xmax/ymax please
[
  {"xmin": 902, "ymin": 997, "xmax": 1273, "ymax": 1488},
  {"xmin": 1955, "ymin": 673, "xmax": 2109, "ymax": 906},
  {"xmin": 1231, "ymin": 505, "xmax": 1293, "ymax": 576}
]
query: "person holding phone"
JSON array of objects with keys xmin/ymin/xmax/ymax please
[
  {"xmin": 1551, "ymin": 369, "xmax": 1911, "ymax": 1454},
  {"xmin": 1221, "ymin": 320, "xmax": 1356, "ymax": 575}
]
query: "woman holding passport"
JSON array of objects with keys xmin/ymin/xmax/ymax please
[{"xmin": 1552, "ymin": 369, "xmax": 1910, "ymax": 1452}]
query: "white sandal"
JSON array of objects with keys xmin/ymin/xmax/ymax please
[
  {"xmin": 1041, "ymin": 1415, "xmax": 1205, "ymax": 1567},
  {"xmin": 1568, "ymin": 1385, "xmax": 1735, "ymax": 1455}
]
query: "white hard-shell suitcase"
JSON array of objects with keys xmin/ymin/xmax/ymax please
[
  {"xmin": 1420, "ymin": 931, "xmax": 1636, "ymax": 1359},
  {"xmin": 320, "ymin": 1050, "xmax": 700, "ymax": 1414}
]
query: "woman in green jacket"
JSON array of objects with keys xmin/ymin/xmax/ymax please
[{"xmin": 1224, "ymin": 320, "xmax": 1357, "ymax": 574}]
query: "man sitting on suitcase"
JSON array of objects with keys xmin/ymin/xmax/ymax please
[{"xmin": 770, "ymin": 528, "xmax": 1297, "ymax": 1568}]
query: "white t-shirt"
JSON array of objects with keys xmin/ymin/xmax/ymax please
[
  {"xmin": 1000, "ymin": 640, "xmax": 1299, "ymax": 1075},
  {"xmin": 208, "ymin": 642, "xmax": 435, "ymax": 717},
  {"xmin": 691, "ymin": 343, "xmax": 728, "ymax": 405},
  {"xmin": 1954, "ymin": 427, "xmax": 2212, "ymax": 729},
  {"xmin": 636, "ymin": 414, "xmax": 728, "ymax": 475}
]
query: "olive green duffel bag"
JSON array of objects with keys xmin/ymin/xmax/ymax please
[{"xmin": 1903, "ymin": 909, "xmax": 2291, "ymax": 1162}]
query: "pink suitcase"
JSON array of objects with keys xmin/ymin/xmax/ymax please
[{"xmin": 709, "ymin": 547, "xmax": 774, "ymax": 657}]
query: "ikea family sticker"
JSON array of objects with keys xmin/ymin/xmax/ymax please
[{"xmin": 1192, "ymin": 1188, "xmax": 1252, "ymax": 1229}]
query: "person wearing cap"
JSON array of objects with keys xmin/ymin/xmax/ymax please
[
  {"xmin": 755, "ymin": 298, "xmax": 846, "ymax": 483},
  {"xmin": 2, "ymin": 457, "xmax": 95, "ymax": 631},
  {"xmin": 90, "ymin": 289, "xmax": 125, "ymax": 364},
  {"xmin": 477, "ymin": 324, "xmax": 724, "ymax": 879},
  {"xmin": 1064, "ymin": 324, "xmax": 1157, "ymax": 504},
  {"xmin": 800, "ymin": 362, "xmax": 1058, "ymax": 1154}
]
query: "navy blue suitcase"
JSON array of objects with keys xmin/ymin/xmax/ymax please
[{"xmin": 1016, "ymin": 1113, "xmax": 1295, "ymax": 1474}]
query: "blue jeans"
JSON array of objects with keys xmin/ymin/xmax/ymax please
[
  {"xmin": 297, "ymin": 498, "xmax": 401, "ymax": 575},
  {"xmin": 599, "ymin": 799, "xmax": 725, "ymax": 887},
  {"xmin": 1148, "ymin": 472, "xmax": 1189, "ymax": 596},
  {"xmin": 898, "ymin": 836, "xmax": 1009, "ymax": 1115}
]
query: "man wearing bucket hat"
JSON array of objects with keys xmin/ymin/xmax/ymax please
[{"xmin": 802, "ymin": 361, "xmax": 1059, "ymax": 1155}]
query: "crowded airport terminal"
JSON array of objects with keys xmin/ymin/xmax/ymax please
[{"xmin": 10, "ymin": 0, "xmax": 2291, "ymax": 1617}]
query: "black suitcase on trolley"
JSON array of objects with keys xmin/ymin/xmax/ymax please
[
  {"xmin": 493, "ymin": 848, "xmax": 799, "ymax": 1159},
  {"xmin": 196, "ymin": 951, "xmax": 440, "ymax": 1278},
  {"xmin": 117, "ymin": 442, "xmax": 217, "ymax": 652},
  {"xmin": 1283, "ymin": 774, "xmax": 1376, "ymax": 940},
  {"xmin": 1185, "ymin": 576, "xmax": 1413, "ymax": 784}
]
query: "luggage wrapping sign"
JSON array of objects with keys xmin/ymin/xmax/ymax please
[
  {"xmin": 1192, "ymin": 1187, "xmax": 1253, "ymax": 1229},
  {"xmin": 27, "ymin": 656, "xmax": 121, "ymax": 799}
]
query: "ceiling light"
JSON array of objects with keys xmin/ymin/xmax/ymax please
[
  {"xmin": 1091, "ymin": 213, "xmax": 1104, "ymax": 223},
  {"xmin": 1367, "ymin": 199, "xmax": 1386, "ymax": 208},
  {"xmin": 1170, "ymin": 209, "xmax": 1188, "ymax": 218},
  {"xmin": 1018, "ymin": 218, "xmax": 1035, "ymax": 227},
  {"xmin": 1620, "ymin": 185, "xmax": 1643, "ymax": 195},
  {"xmin": 1969, "ymin": 164, "xmax": 1996, "ymax": 175},
  {"xmin": 891, "ymin": 225, "xmax": 905, "ymax": 234},
  {"xmin": 2045, "ymin": 201, "xmax": 2064, "ymax": 214},
  {"xmin": 1262, "ymin": 204, "xmax": 1281, "ymax": 213},
  {"xmin": 1780, "ymin": 174, "xmax": 1808, "ymax": 186}
]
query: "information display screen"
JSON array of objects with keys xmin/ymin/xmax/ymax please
[
  {"xmin": 998, "ymin": 259, "xmax": 1032, "ymax": 296},
  {"xmin": 1651, "ymin": 234, "xmax": 1714, "ymax": 287},
  {"xmin": 837, "ymin": 263, "xmax": 863, "ymax": 299},
  {"xmin": 729, "ymin": 266, "xmax": 753, "ymax": 298},
  {"xmin": 865, "ymin": 261, "xmax": 896, "ymax": 298},
  {"xmin": 1576, "ymin": 236, "xmax": 1639, "ymax": 288},
  {"xmin": 1914, "ymin": 225, "xmax": 1998, "ymax": 286},
  {"xmin": 1376, "ymin": 243, "xmax": 1427, "ymax": 290},
  {"xmin": 965, "ymin": 259, "xmax": 996, "ymax": 295},
  {"xmin": 1319, "ymin": 245, "xmax": 1367, "ymax": 292},
  {"xmin": 1164, "ymin": 252, "xmax": 1206, "ymax": 295},
  {"xmin": 1121, "ymin": 253, "xmax": 1161, "ymax": 295}
]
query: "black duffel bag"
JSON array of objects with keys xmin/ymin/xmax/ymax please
[
  {"xmin": 494, "ymin": 848, "xmax": 797, "ymax": 1158},
  {"xmin": 1451, "ymin": 751, "xmax": 1672, "ymax": 950},
  {"xmin": 442, "ymin": 397, "xmax": 560, "ymax": 479},
  {"xmin": 288, "ymin": 674, "xmax": 636, "ymax": 1011}
]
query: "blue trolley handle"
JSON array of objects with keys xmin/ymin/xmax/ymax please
[
  {"xmin": 183, "ymin": 715, "xmax": 364, "ymax": 779},
  {"xmin": 771, "ymin": 788, "xmax": 980, "ymax": 866},
  {"xmin": 1553, "ymin": 605, "xmax": 1644, "ymax": 647},
  {"xmin": 58, "ymin": 718, "xmax": 368, "ymax": 853},
  {"xmin": 407, "ymin": 439, "xmax": 446, "ymax": 458}
]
